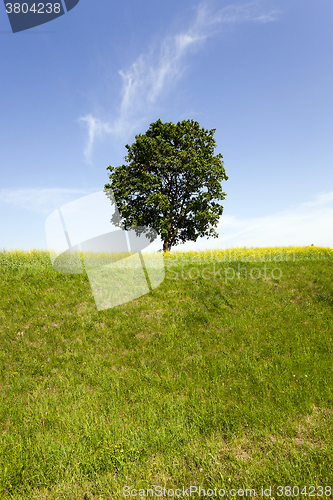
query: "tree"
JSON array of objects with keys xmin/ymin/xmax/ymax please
[{"xmin": 104, "ymin": 118, "xmax": 228, "ymax": 253}]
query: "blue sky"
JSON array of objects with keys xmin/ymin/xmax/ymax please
[{"xmin": 1, "ymin": 0, "xmax": 333, "ymax": 253}]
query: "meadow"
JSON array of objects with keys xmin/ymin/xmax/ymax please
[{"xmin": 0, "ymin": 245, "xmax": 333, "ymax": 499}]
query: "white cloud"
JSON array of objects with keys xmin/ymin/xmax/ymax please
[
  {"xmin": 0, "ymin": 188, "xmax": 100, "ymax": 215},
  {"xmin": 171, "ymin": 190, "xmax": 333, "ymax": 252},
  {"xmin": 78, "ymin": 0, "xmax": 281, "ymax": 163},
  {"xmin": 211, "ymin": 1, "xmax": 280, "ymax": 25},
  {"xmin": 2, "ymin": 188, "xmax": 331, "ymax": 253},
  {"xmin": 77, "ymin": 115, "xmax": 112, "ymax": 165},
  {"xmin": 301, "ymin": 191, "xmax": 333, "ymax": 208}
]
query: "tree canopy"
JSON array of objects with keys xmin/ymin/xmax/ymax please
[{"xmin": 104, "ymin": 118, "xmax": 228, "ymax": 253}]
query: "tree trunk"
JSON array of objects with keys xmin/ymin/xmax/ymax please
[{"xmin": 163, "ymin": 240, "xmax": 171, "ymax": 253}]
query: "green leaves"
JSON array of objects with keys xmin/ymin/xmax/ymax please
[{"xmin": 105, "ymin": 118, "xmax": 228, "ymax": 252}]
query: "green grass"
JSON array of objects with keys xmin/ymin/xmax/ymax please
[{"xmin": 0, "ymin": 246, "xmax": 333, "ymax": 499}]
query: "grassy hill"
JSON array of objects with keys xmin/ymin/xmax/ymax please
[{"xmin": 0, "ymin": 246, "xmax": 333, "ymax": 499}]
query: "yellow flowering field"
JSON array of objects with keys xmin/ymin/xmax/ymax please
[
  {"xmin": 1, "ymin": 245, "xmax": 332, "ymax": 268},
  {"xmin": 164, "ymin": 245, "xmax": 333, "ymax": 262}
]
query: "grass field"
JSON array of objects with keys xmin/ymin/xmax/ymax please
[{"xmin": 0, "ymin": 246, "xmax": 333, "ymax": 499}]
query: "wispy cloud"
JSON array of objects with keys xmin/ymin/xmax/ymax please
[
  {"xmin": 77, "ymin": 116, "xmax": 112, "ymax": 164},
  {"xmin": 172, "ymin": 190, "xmax": 333, "ymax": 251},
  {"xmin": 0, "ymin": 188, "xmax": 100, "ymax": 215},
  {"xmin": 2, "ymin": 188, "xmax": 331, "ymax": 252},
  {"xmin": 209, "ymin": 1, "xmax": 280, "ymax": 25},
  {"xmin": 78, "ymin": 0, "xmax": 281, "ymax": 163},
  {"xmin": 301, "ymin": 191, "xmax": 333, "ymax": 208}
]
